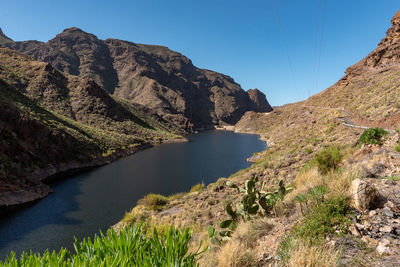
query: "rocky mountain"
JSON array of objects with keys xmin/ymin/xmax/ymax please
[
  {"xmin": 0, "ymin": 47, "xmax": 181, "ymax": 207},
  {"xmin": 247, "ymin": 88, "xmax": 272, "ymax": 112},
  {"xmin": 1, "ymin": 27, "xmax": 272, "ymax": 130}
]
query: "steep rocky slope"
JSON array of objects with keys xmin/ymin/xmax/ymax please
[
  {"xmin": 0, "ymin": 48, "xmax": 181, "ymax": 207},
  {"xmin": 1, "ymin": 27, "xmax": 272, "ymax": 130}
]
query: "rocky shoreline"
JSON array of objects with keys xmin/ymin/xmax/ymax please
[
  {"xmin": 0, "ymin": 137, "xmax": 188, "ymax": 214},
  {"xmin": 1, "ymin": 124, "xmax": 262, "ymax": 214}
]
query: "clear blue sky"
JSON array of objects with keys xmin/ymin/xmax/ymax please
[{"xmin": 1, "ymin": 0, "xmax": 399, "ymax": 106}]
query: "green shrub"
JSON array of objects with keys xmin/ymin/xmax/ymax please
[
  {"xmin": 278, "ymin": 234, "xmax": 294, "ymax": 264},
  {"xmin": 278, "ymin": 197, "xmax": 351, "ymax": 264},
  {"xmin": 314, "ymin": 146, "xmax": 342, "ymax": 174},
  {"xmin": 2, "ymin": 226, "xmax": 205, "ymax": 266},
  {"xmin": 359, "ymin": 128, "xmax": 388, "ymax": 145},
  {"xmin": 293, "ymin": 197, "xmax": 351, "ymax": 243},
  {"xmin": 138, "ymin": 193, "xmax": 169, "ymax": 211},
  {"xmin": 294, "ymin": 185, "xmax": 328, "ymax": 214}
]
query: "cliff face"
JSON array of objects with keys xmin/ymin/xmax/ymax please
[
  {"xmin": 7, "ymin": 27, "xmax": 118, "ymax": 94},
  {"xmin": 247, "ymin": 89, "xmax": 273, "ymax": 113},
  {"xmin": 2, "ymin": 28, "xmax": 272, "ymax": 130},
  {"xmin": 345, "ymin": 10, "xmax": 400, "ymax": 77}
]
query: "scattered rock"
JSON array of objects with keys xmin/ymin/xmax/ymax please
[
  {"xmin": 351, "ymin": 145, "xmax": 400, "ymax": 178},
  {"xmin": 383, "ymin": 207, "xmax": 394, "ymax": 218},
  {"xmin": 380, "ymin": 225, "xmax": 393, "ymax": 233},
  {"xmin": 376, "ymin": 239, "xmax": 390, "ymax": 255},
  {"xmin": 363, "ymin": 221, "xmax": 372, "ymax": 229},
  {"xmin": 266, "ymin": 140, "xmax": 275, "ymax": 148},
  {"xmin": 376, "ymin": 244, "xmax": 389, "ymax": 255},
  {"xmin": 349, "ymin": 224, "xmax": 361, "ymax": 237},
  {"xmin": 387, "ymin": 201, "xmax": 400, "ymax": 212},
  {"xmin": 350, "ymin": 179, "xmax": 377, "ymax": 211}
]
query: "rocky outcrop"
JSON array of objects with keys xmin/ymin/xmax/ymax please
[
  {"xmin": 1, "ymin": 27, "xmax": 272, "ymax": 130},
  {"xmin": 8, "ymin": 28, "xmax": 118, "ymax": 94},
  {"xmin": 350, "ymin": 144, "xmax": 400, "ymax": 178},
  {"xmin": 0, "ymin": 28, "xmax": 13, "ymax": 45},
  {"xmin": 345, "ymin": 10, "xmax": 400, "ymax": 78},
  {"xmin": 0, "ymin": 48, "xmax": 159, "ymax": 133},
  {"xmin": 247, "ymin": 89, "xmax": 272, "ymax": 113}
]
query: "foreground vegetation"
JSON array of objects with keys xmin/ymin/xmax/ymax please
[
  {"xmin": 1, "ymin": 113, "xmax": 393, "ymax": 266},
  {"xmin": 1, "ymin": 226, "xmax": 204, "ymax": 267}
]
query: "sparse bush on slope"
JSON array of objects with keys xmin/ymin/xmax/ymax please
[
  {"xmin": 278, "ymin": 159, "xmax": 357, "ymax": 266},
  {"xmin": 314, "ymin": 146, "xmax": 343, "ymax": 174},
  {"xmin": 359, "ymin": 128, "xmax": 388, "ymax": 145},
  {"xmin": 137, "ymin": 193, "xmax": 170, "ymax": 211}
]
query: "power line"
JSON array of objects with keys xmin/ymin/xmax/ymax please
[
  {"xmin": 273, "ymin": 0, "xmax": 297, "ymax": 91},
  {"xmin": 316, "ymin": 0, "xmax": 327, "ymax": 92},
  {"xmin": 311, "ymin": 0, "xmax": 320, "ymax": 98}
]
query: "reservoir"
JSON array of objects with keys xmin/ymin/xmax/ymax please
[{"xmin": 0, "ymin": 130, "xmax": 266, "ymax": 258}]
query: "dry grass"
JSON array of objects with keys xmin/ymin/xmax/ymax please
[
  {"xmin": 137, "ymin": 193, "xmax": 169, "ymax": 209},
  {"xmin": 189, "ymin": 182, "xmax": 205, "ymax": 193},
  {"xmin": 285, "ymin": 166, "xmax": 360, "ymax": 206},
  {"xmin": 233, "ymin": 218, "xmax": 274, "ymax": 248},
  {"xmin": 285, "ymin": 168, "xmax": 323, "ymax": 205},
  {"xmin": 122, "ymin": 206, "xmax": 153, "ymax": 224},
  {"xmin": 325, "ymin": 168, "xmax": 361, "ymax": 198},
  {"xmin": 217, "ymin": 240, "xmax": 258, "ymax": 267},
  {"xmin": 287, "ymin": 240, "xmax": 339, "ymax": 267},
  {"xmin": 206, "ymin": 218, "xmax": 275, "ymax": 266}
]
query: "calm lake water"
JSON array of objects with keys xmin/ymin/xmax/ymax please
[{"xmin": 0, "ymin": 130, "xmax": 265, "ymax": 258}]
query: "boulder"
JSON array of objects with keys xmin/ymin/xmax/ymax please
[{"xmin": 350, "ymin": 179, "xmax": 377, "ymax": 211}]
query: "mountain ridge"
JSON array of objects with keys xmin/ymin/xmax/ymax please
[{"xmin": 1, "ymin": 27, "xmax": 272, "ymax": 130}]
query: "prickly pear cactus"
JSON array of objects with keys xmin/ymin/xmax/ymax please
[{"xmin": 209, "ymin": 175, "xmax": 291, "ymax": 246}]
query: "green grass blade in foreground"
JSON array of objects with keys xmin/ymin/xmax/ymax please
[{"xmin": 1, "ymin": 225, "xmax": 203, "ymax": 266}]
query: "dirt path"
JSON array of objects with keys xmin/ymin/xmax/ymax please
[{"xmin": 304, "ymin": 105, "xmax": 397, "ymax": 134}]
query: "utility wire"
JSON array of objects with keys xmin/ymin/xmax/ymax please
[
  {"xmin": 311, "ymin": 0, "xmax": 320, "ymax": 98},
  {"xmin": 273, "ymin": 0, "xmax": 297, "ymax": 91},
  {"xmin": 316, "ymin": 0, "xmax": 327, "ymax": 92}
]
